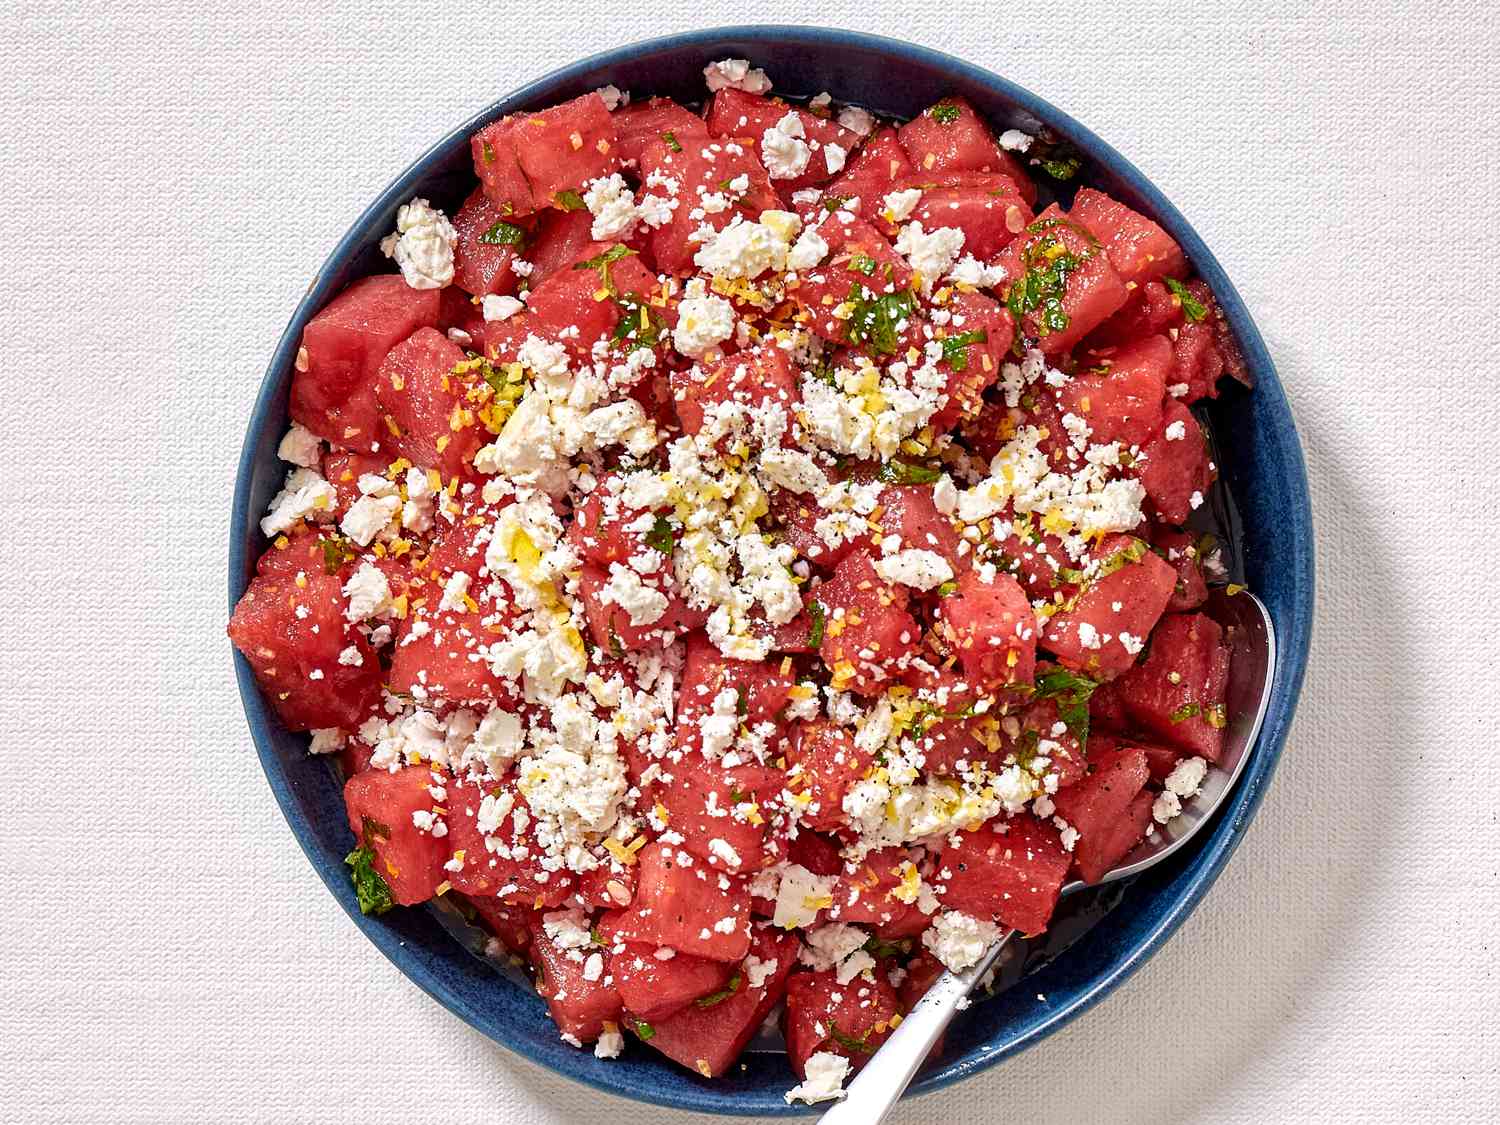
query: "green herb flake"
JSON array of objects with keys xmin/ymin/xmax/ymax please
[
  {"xmin": 345, "ymin": 845, "xmax": 395, "ymax": 917},
  {"xmin": 822, "ymin": 194, "xmax": 853, "ymax": 213},
  {"xmin": 1033, "ymin": 668, "xmax": 1099, "ymax": 747},
  {"xmin": 843, "ymin": 285, "xmax": 917, "ymax": 356},
  {"xmin": 863, "ymin": 936, "xmax": 912, "ymax": 959},
  {"xmin": 828, "ymin": 1024, "xmax": 875, "ymax": 1054},
  {"xmin": 1169, "ymin": 702, "xmax": 1202, "ymax": 724},
  {"xmin": 1165, "ymin": 277, "xmax": 1208, "ymax": 322},
  {"xmin": 935, "ymin": 580, "xmax": 959, "ymax": 597},
  {"xmin": 1040, "ymin": 153, "xmax": 1082, "ymax": 180},
  {"xmin": 1205, "ymin": 703, "xmax": 1228, "ymax": 729},
  {"xmin": 694, "ymin": 973, "xmax": 743, "ymax": 1008},
  {"xmin": 1005, "ymin": 231, "xmax": 1083, "ymax": 347},
  {"xmin": 662, "ymin": 130, "xmax": 682, "ymax": 152},
  {"xmin": 320, "ymin": 535, "xmax": 355, "ymax": 575},
  {"xmin": 480, "ymin": 139, "xmax": 495, "ymax": 164},
  {"xmin": 607, "ymin": 626, "xmax": 625, "ymax": 660},
  {"xmin": 645, "ymin": 515, "xmax": 676, "ymax": 554},
  {"xmin": 554, "ymin": 188, "xmax": 587, "ymax": 211},
  {"xmin": 849, "ymin": 252, "xmax": 878, "ymax": 276},
  {"xmin": 930, "ymin": 103, "xmax": 961, "ymax": 124},
  {"xmin": 631, "ymin": 1019, "xmax": 656, "ymax": 1041},
  {"xmin": 876, "ymin": 459, "xmax": 942, "ymax": 485},
  {"xmin": 610, "ymin": 291, "xmax": 667, "ymax": 351},
  {"xmin": 807, "ymin": 601, "xmax": 826, "ymax": 648},
  {"xmin": 478, "ymin": 219, "xmax": 527, "ymax": 247},
  {"xmin": 940, "ymin": 328, "xmax": 988, "ymax": 372}
]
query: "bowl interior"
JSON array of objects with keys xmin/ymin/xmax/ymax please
[{"xmin": 230, "ymin": 26, "xmax": 1314, "ymax": 1116}]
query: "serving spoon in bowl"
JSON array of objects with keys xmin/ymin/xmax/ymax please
[{"xmin": 819, "ymin": 587, "xmax": 1275, "ymax": 1124}]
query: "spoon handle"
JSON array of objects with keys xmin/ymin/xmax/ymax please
[{"xmin": 817, "ymin": 932, "xmax": 1015, "ymax": 1125}]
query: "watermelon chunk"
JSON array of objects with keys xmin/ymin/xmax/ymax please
[
  {"xmin": 526, "ymin": 244, "xmax": 662, "ymax": 364},
  {"xmin": 935, "ymin": 565, "xmax": 1035, "ymax": 691},
  {"xmin": 1062, "ymin": 334, "xmax": 1171, "ymax": 450},
  {"xmin": 705, "ymin": 88, "xmax": 864, "ymax": 193},
  {"xmin": 291, "ymin": 275, "xmax": 440, "ymax": 452},
  {"xmin": 783, "ymin": 966, "xmax": 902, "ymax": 1076},
  {"xmin": 442, "ymin": 777, "xmax": 575, "ymax": 908},
  {"xmin": 638, "ymin": 924, "xmax": 799, "ymax": 1077},
  {"xmin": 1069, "ymin": 188, "xmax": 1186, "ymax": 286},
  {"xmin": 1042, "ymin": 535, "xmax": 1177, "ymax": 680},
  {"xmin": 228, "ymin": 569, "xmax": 380, "ymax": 731},
  {"xmin": 670, "ymin": 341, "xmax": 802, "ymax": 443},
  {"xmin": 637, "ymin": 137, "xmax": 779, "ymax": 275},
  {"xmin": 450, "ymin": 187, "xmax": 526, "ymax": 298},
  {"xmin": 655, "ymin": 754, "xmax": 786, "ymax": 874},
  {"xmin": 613, "ymin": 96, "xmax": 710, "ymax": 167},
  {"xmin": 937, "ymin": 813, "xmax": 1071, "ymax": 935},
  {"xmin": 896, "ymin": 97, "xmax": 1036, "ymax": 207},
  {"xmin": 786, "ymin": 720, "xmax": 874, "ymax": 833},
  {"xmin": 993, "ymin": 204, "xmax": 1129, "ymax": 357},
  {"xmin": 822, "ymin": 126, "xmax": 916, "ymax": 224},
  {"xmin": 1052, "ymin": 746, "xmax": 1151, "ymax": 883},
  {"xmin": 610, "ymin": 940, "xmax": 735, "ymax": 1023},
  {"xmin": 530, "ymin": 918, "xmax": 622, "ymax": 1043},
  {"xmin": 373, "ymin": 327, "xmax": 486, "ymax": 479},
  {"xmin": 928, "ymin": 288, "xmax": 1014, "ymax": 431},
  {"xmin": 1154, "ymin": 527, "xmax": 1211, "ymax": 612},
  {"xmin": 791, "ymin": 213, "xmax": 917, "ymax": 349},
  {"xmin": 1138, "ymin": 399, "xmax": 1214, "ymax": 525},
  {"xmin": 343, "ymin": 765, "xmax": 450, "ymax": 906},
  {"xmin": 908, "ymin": 173, "xmax": 1033, "ymax": 260},
  {"xmin": 608, "ymin": 842, "xmax": 751, "ymax": 962},
  {"xmin": 471, "ymin": 92, "xmax": 620, "ymax": 218},
  {"xmin": 1112, "ymin": 612, "xmax": 1230, "ymax": 761},
  {"xmin": 814, "ymin": 549, "xmax": 919, "ymax": 695}
]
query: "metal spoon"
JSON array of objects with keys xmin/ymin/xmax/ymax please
[{"xmin": 819, "ymin": 588, "xmax": 1275, "ymax": 1124}]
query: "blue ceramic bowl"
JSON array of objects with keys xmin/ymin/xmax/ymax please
[{"xmin": 229, "ymin": 25, "xmax": 1314, "ymax": 1115}]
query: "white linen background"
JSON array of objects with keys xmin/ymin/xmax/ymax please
[{"xmin": 1, "ymin": 0, "xmax": 1495, "ymax": 1121}]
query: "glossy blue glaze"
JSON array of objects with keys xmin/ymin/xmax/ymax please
[{"xmin": 229, "ymin": 26, "xmax": 1314, "ymax": 1116}]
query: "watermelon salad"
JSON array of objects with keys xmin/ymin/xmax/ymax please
[{"xmin": 230, "ymin": 57, "xmax": 1250, "ymax": 1104}]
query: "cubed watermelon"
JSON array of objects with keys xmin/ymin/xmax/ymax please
[
  {"xmin": 613, "ymin": 96, "xmax": 710, "ymax": 167},
  {"xmin": 928, "ymin": 288, "xmax": 1014, "ymax": 431},
  {"xmin": 471, "ymin": 92, "xmax": 620, "ymax": 218},
  {"xmin": 228, "ymin": 569, "xmax": 380, "ymax": 730},
  {"xmin": 1168, "ymin": 279, "xmax": 1249, "ymax": 401},
  {"xmin": 610, "ymin": 940, "xmax": 735, "ymax": 1023},
  {"xmin": 1112, "ymin": 612, "xmax": 1230, "ymax": 761},
  {"xmin": 291, "ymin": 275, "xmax": 440, "ymax": 452},
  {"xmin": 656, "ymin": 754, "xmax": 786, "ymax": 873},
  {"xmin": 638, "ymin": 924, "xmax": 799, "ymax": 1077},
  {"xmin": 831, "ymin": 846, "xmax": 930, "ymax": 934},
  {"xmin": 1051, "ymin": 745, "xmax": 1150, "ymax": 883},
  {"xmin": 1138, "ymin": 399, "xmax": 1214, "ymax": 525},
  {"xmin": 1042, "ymin": 535, "xmax": 1177, "ymax": 680},
  {"xmin": 791, "ymin": 213, "xmax": 918, "ymax": 349},
  {"xmin": 908, "ymin": 173, "xmax": 1033, "ymax": 259},
  {"xmin": 706, "ymin": 88, "xmax": 864, "ymax": 193},
  {"xmin": 1153, "ymin": 527, "xmax": 1210, "ymax": 612},
  {"xmin": 823, "ymin": 126, "xmax": 916, "ymax": 224},
  {"xmin": 786, "ymin": 720, "xmax": 874, "ymax": 833},
  {"xmin": 670, "ymin": 341, "xmax": 801, "ymax": 443},
  {"xmin": 896, "ymin": 97, "xmax": 1036, "ymax": 207},
  {"xmin": 1062, "ymin": 334, "xmax": 1171, "ymax": 450},
  {"xmin": 450, "ymin": 187, "xmax": 527, "ymax": 298},
  {"xmin": 1068, "ymin": 188, "xmax": 1186, "ymax": 286},
  {"xmin": 638, "ymin": 137, "xmax": 779, "ymax": 275},
  {"xmin": 343, "ymin": 765, "xmax": 451, "ymax": 906},
  {"xmin": 783, "ymin": 966, "xmax": 902, "ymax": 1076},
  {"xmin": 442, "ymin": 777, "xmax": 576, "ymax": 908},
  {"xmin": 373, "ymin": 326, "xmax": 485, "ymax": 479},
  {"xmin": 530, "ymin": 920, "xmax": 623, "ymax": 1043},
  {"xmin": 937, "ymin": 813, "xmax": 1071, "ymax": 935},
  {"xmin": 993, "ymin": 205, "xmax": 1130, "ymax": 357},
  {"xmin": 814, "ymin": 549, "xmax": 919, "ymax": 695},
  {"xmin": 576, "ymin": 563, "xmax": 703, "ymax": 656},
  {"xmin": 526, "ymin": 244, "xmax": 662, "ymax": 364},
  {"xmin": 608, "ymin": 842, "xmax": 751, "ymax": 961},
  {"xmin": 935, "ymin": 565, "xmax": 1035, "ymax": 691}
]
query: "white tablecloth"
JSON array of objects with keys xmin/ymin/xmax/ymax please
[{"xmin": 3, "ymin": 1, "xmax": 1496, "ymax": 1121}]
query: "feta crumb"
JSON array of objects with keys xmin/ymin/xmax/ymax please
[
  {"xmin": 595, "ymin": 84, "xmax": 627, "ymax": 111},
  {"xmin": 379, "ymin": 197, "xmax": 456, "ymax": 289},
  {"xmin": 482, "ymin": 294, "xmax": 523, "ymax": 321},
  {"xmin": 823, "ymin": 142, "xmax": 848, "ymax": 176},
  {"xmin": 342, "ymin": 561, "xmax": 391, "ymax": 623},
  {"xmin": 874, "ymin": 549, "xmax": 954, "ymax": 591},
  {"xmin": 761, "ymin": 112, "xmax": 811, "ymax": 180},
  {"xmin": 704, "ymin": 58, "xmax": 771, "ymax": 94},
  {"xmin": 594, "ymin": 1025, "xmax": 624, "ymax": 1058},
  {"xmin": 1164, "ymin": 419, "xmax": 1187, "ymax": 442},
  {"xmin": 883, "ymin": 187, "xmax": 923, "ymax": 222},
  {"xmin": 895, "ymin": 221, "xmax": 965, "ymax": 292},
  {"xmin": 276, "ymin": 423, "xmax": 322, "ymax": 469},
  {"xmin": 673, "ymin": 278, "xmax": 736, "ymax": 358},
  {"xmin": 260, "ymin": 467, "xmax": 335, "ymax": 536},
  {"xmin": 836, "ymin": 105, "xmax": 875, "ymax": 136},
  {"xmin": 922, "ymin": 910, "xmax": 1002, "ymax": 972},
  {"xmin": 785, "ymin": 1051, "xmax": 849, "ymax": 1105},
  {"xmin": 998, "ymin": 128, "xmax": 1033, "ymax": 152}
]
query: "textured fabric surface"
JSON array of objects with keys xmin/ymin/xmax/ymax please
[{"xmin": 2, "ymin": 1, "xmax": 1496, "ymax": 1121}]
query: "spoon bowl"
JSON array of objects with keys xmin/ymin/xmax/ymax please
[{"xmin": 819, "ymin": 588, "xmax": 1276, "ymax": 1123}]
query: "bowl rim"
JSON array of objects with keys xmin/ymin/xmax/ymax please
[{"xmin": 229, "ymin": 23, "xmax": 1314, "ymax": 1115}]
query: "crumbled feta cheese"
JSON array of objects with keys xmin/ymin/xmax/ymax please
[
  {"xmin": 761, "ymin": 112, "xmax": 811, "ymax": 180},
  {"xmin": 895, "ymin": 221, "xmax": 965, "ymax": 292},
  {"xmin": 594, "ymin": 84, "xmax": 626, "ymax": 111},
  {"xmin": 1152, "ymin": 790, "xmax": 1183, "ymax": 823},
  {"xmin": 693, "ymin": 214, "xmax": 794, "ymax": 280},
  {"xmin": 823, "ymin": 142, "xmax": 848, "ymax": 176},
  {"xmin": 1165, "ymin": 756, "xmax": 1209, "ymax": 798},
  {"xmin": 772, "ymin": 864, "xmax": 835, "ymax": 929},
  {"xmin": 704, "ymin": 58, "xmax": 771, "ymax": 94},
  {"xmin": 342, "ymin": 561, "xmax": 392, "ymax": 623},
  {"xmin": 482, "ymin": 294, "xmax": 523, "ymax": 321},
  {"xmin": 998, "ymin": 128, "xmax": 1033, "ymax": 152},
  {"xmin": 601, "ymin": 562, "xmax": 669, "ymax": 626},
  {"xmin": 260, "ymin": 467, "xmax": 335, "ymax": 536},
  {"xmin": 786, "ymin": 227, "xmax": 830, "ymax": 271},
  {"xmin": 308, "ymin": 728, "xmax": 345, "ymax": 755},
  {"xmin": 1164, "ymin": 419, "xmax": 1187, "ymax": 442},
  {"xmin": 922, "ymin": 910, "xmax": 1002, "ymax": 971},
  {"xmin": 379, "ymin": 197, "xmax": 456, "ymax": 289},
  {"xmin": 673, "ymin": 278, "xmax": 736, "ymax": 357},
  {"xmin": 785, "ymin": 1051, "xmax": 850, "ymax": 1105},
  {"xmin": 836, "ymin": 105, "xmax": 875, "ymax": 136},
  {"xmin": 874, "ymin": 549, "xmax": 954, "ymax": 591},
  {"xmin": 883, "ymin": 187, "xmax": 923, "ymax": 222},
  {"xmin": 276, "ymin": 423, "xmax": 322, "ymax": 469},
  {"xmin": 583, "ymin": 173, "xmax": 640, "ymax": 240},
  {"xmin": 594, "ymin": 1025, "xmax": 624, "ymax": 1058}
]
